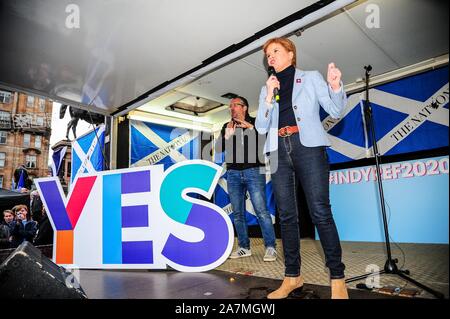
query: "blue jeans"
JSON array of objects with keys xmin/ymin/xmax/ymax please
[
  {"xmin": 227, "ymin": 167, "xmax": 276, "ymax": 249},
  {"xmin": 269, "ymin": 136, "xmax": 345, "ymax": 279}
]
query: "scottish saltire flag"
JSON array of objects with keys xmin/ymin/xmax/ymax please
[
  {"xmin": 130, "ymin": 120, "xmax": 199, "ymax": 170},
  {"xmin": 51, "ymin": 146, "xmax": 67, "ymax": 177},
  {"xmin": 323, "ymin": 66, "xmax": 449, "ymax": 164},
  {"xmin": 15, "ymin": 170, "xmax": 25, "ymax": 191},
  {"xmin": 213, "ymin": 139, "xmax": 276, "ymax": 226},
  {"xmin": 71, "ymin": 125, "xmax": 105, "ymax": 184}
]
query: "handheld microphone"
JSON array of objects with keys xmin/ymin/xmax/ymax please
[{"xmin": 267, "ymin": 66, "xmax": 280, "ymax": 102}]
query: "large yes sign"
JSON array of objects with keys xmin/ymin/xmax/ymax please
[{"xmin": 35, "ymin": 160, "xmax": 234, "ymax": 272}]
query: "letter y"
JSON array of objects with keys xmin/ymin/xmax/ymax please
[{"xmin": 35, "ymin": 176, "xmax": 96, "ymax": 264}]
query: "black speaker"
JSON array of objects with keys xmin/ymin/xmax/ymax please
[{"xmin": 0, "ymin": 242, "xmax": 87, "ymax": 299}]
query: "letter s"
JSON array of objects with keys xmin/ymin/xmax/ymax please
[{"xmin": 160, "ymin": 160, "xmax": 234, "ymax": 272}]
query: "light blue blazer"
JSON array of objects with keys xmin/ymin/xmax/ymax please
[{"xmin": 255, "ymin": 68, "xmax": 347, "ymax": 154}]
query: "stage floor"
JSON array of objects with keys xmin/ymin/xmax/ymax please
[
  {"xmin": 78, "ymin": 268, "xmax": 403, "ymax": 299},
  {"xmin": 78, "ymin": 238, "xmax": 448, "ymax": 299}
]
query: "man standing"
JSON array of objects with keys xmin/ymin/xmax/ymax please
[{"xmin": 216, "ymin": 96, "xmax": 277, "ymax": 262}]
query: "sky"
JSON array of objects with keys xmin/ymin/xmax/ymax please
[{"xmin": 48, "ymin": 102, "xmax": 92, "ymax": 165}]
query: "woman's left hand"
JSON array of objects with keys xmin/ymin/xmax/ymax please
[{"xmin": 327, "ymin": 62, "xmax": 342, "ymax": 92}]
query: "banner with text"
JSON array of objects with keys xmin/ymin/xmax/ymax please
[
  {"xmin": 328, "ymin": 156, "xmax": 449, "ymax": 243},
  {"xmin": 35, "ymin": 160, "xmax": 234, "ymax": 271},
  {"xmin": 130, "ymin": 120, "xmax": 199, "ymax": 169},
  {"xmin": 323, "ymin": 66, "xmax": 449, "ymax": 163}
]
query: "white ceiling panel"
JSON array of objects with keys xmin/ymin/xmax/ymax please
[
  {"xmin": 0, "ymin": 0, "xmax": 447, "ymax": 121},
  {"xmin": 0, "ymin": 0, "xmax": 320, "ymax": 114},
  {"xmin": 137, "ymin": 0, "xmax": 448, "ymax": 128},
  {"xmin": 345, "ymin": 0, "xmax": 449, "ymax": 66}
]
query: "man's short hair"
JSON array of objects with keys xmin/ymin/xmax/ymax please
[{"xmin": 234, "ymin": 96, "xmax": 249, "ymax": 108}]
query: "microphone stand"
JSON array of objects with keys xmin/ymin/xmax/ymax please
[{"xmin": 345, "ymin": 65, "xmax": 444, "ymax": 299}]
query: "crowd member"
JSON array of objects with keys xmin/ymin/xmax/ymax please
[
  {"xmin": 34, "ymin": 208, "xmax": 53, "ymax": 246},
  {"xmin": 0, "ymin": 223, "xmax": 10, "ymax": 249},
  {"xmin": 10, "ymin": 205, "xmax": 37, "ymax": 247},
  {"xmin": 2, "ymin": 209, "xmax": 16, "ymax": 235},
  {"xmin": 30, "ymin": 190, "xmax": 43, "ymax": 224}
]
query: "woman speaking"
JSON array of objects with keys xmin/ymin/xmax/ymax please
[{"xmin": 255, "ymin": 37, "xmax": 348, "ymax": 299}]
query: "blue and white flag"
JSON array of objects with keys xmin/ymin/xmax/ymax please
[
  {"xmin": 323, "ymin": 66, "xmax": 449, "ymax": 164},
  {"xmin": 15, "ymin": 170, "xmax": 25, "ymax": 191},
  {"xmin": 130, "ymin": 120, "xmax": 199, "ymax": 170},
  {"xmin": 51, "ymin": 146, "xmax": 67, "ymax": 177},
  {"xmin": 213, "ymin": 141, "xmax": 276, "ymax": 226},
  {"xmin": 71, "ymin": 125, "xmax": 105, "ymax": 184}
]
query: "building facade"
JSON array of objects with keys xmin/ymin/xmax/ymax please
[{"xmin": 0, "ymin": 89, "xmax": 52, "ymax": 189}]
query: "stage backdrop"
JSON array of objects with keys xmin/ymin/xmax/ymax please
[
  {"xmin": 329, "ymin": 156, "xmax": 449, "ymax": 244},
  {"xmin": 323, "ymin": 66, "xmax": 448, "ymax": 163},
  {"xmin": 130, "ymin": 119, "xmax": 276, "ymax": 226},
  {"xmin": 322, "ymin": 66, "xmax": 449, "ymax": 244},
  {"xmin": 129, "ymin": 120, "xmax": 199, "ymax": 169}
]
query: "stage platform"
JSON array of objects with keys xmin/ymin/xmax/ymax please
[
  {"xmin": 76, "ymin": 238, "xmax": 448, "ymax": 299},
  {"xmin": 78, "ymin": 268, "xmax": 402, "ymax": 299}
]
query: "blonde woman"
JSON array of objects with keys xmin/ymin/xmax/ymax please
[{"xmin": 255, "ymin": 37, "xmax": 348, "ymax": 299}]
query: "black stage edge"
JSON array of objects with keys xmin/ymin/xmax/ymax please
[{"xmin": 3, "ymin": 295, "xmax": 448, "ymax": 319}]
